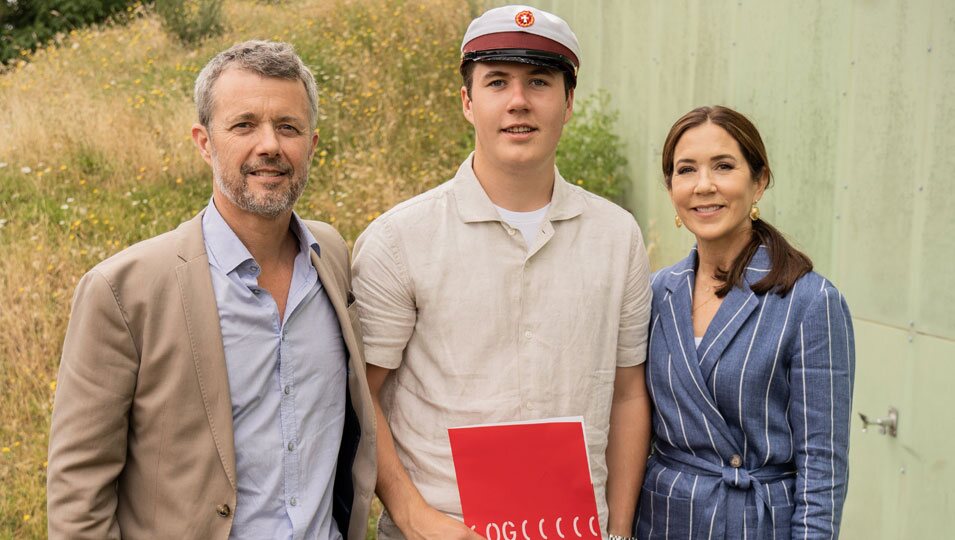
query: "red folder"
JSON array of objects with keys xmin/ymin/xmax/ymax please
[{"xmin": 448, "ymin": 417, "xmax": 602, "ymax": 540}]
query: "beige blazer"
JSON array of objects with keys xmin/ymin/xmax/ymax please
[{"xmin": 47, "ymin": 212, "xmax": 376, "ymax": 539}]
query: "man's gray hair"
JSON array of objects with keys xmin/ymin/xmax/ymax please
[{"xmin": 194, "ymin": 40, "xmax": 319, "ymax": 129}]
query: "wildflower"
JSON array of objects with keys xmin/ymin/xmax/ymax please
[
  {"xmin": 23, "ymin": 515, "xmax": 31, "ymax": 522},
  {"xmin": 21, "ymin": 166, "xmax": 32, "ymax": 174},
  {"xmin": 1, "ymin": 447, "xmax": 9, "ymax": 453},
  {"xmin": 0, "ymin": 162, "xmax": 6, "ymax": 168}
]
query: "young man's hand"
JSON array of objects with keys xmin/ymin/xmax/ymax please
[{"xmin": 402, "ymin": 504, "xmax": 485, "ymax": 540}]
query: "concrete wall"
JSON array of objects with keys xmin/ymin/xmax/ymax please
[{"xmin": 494, "ymin": 0, "xmax": 955, "ymax": 536}]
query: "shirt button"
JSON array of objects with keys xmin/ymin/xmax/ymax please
[
  {"xmin": 287, "ymin": 441, "xmax": 296, "ymax": 452},
  {"xmin": 525, "ymin": 402, "xmax": 535, "ymax": 410},
  {"xmin": 524, "ymin": 330, "xmax": 532, "ymax": 339},
  {"xmin": 508, "ymin": 228, "xmax": 516, "ymax": 235},
  {"xmin": 284, "ymin": 385, "xmax": 292, "ymax": 395},
  {"xmin": 216, "ymin": 503, "xmax": 231, "ymax": 517},
  {"xmin": 252, "ymin": 288, "xmax": 261, "ymax": 295},
  {"xmin": 249, "ymin": 264, "xmax": 259, "ymax": 273},
  {"xmin": 730, "ymin": 454, "xmax": 743, "ymax": 468},
  {"xmin": 289, "ymin": 497, "xmax": 298, "ymax": 507}
]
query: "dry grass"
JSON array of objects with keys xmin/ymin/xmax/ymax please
[{"xmin": 0, "ymin": 1, "xmax": 474, "ymax": 536}]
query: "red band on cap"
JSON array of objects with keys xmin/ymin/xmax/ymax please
[{"xmin": 462, "ymin": 31, "xmax": 579, "ymax": 68}]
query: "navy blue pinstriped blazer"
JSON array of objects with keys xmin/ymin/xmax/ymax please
[{"xmin": 634, "ymin": 246, "xmax": 855, "ymax": 540}]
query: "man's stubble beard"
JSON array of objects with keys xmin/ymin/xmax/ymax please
[{"xmin": 212, "ymin": 152, "xmax": 310, "ymax": 220}]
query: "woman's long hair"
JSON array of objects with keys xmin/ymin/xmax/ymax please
[{"xmin": 662, "ymin": 106, "xmax": 813, "ymax": 297}]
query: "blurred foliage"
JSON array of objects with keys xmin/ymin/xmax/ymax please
[
  {"xmin": 558, "ymin": 90, "xmax": 628, "ymax": 203},
  {"xmin": 155, "ymin": 0, "xmax": 224, "ymax": 44},
  {"xmin": 0, "ymin": 0, "xmax": 134, "ymax": 65}
]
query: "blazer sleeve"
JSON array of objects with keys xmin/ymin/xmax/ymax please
[
  {"xmin": 47, "ymin": 269, "xmax": 139, "ymax": 540},
  {"xmin": 788, "ymin": 284, "xmax": 855, "ymax": 539}
]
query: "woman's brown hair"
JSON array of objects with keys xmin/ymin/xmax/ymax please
[{"xmin": 662, "ymin": 105, "xmax": 813, "ymax": 297}]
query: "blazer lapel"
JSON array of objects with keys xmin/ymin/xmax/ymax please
[
  {"xmin": 174, "ymin": 213, "xmax": 236, "ymax": 490},
  {"xmin": 697, "ymin": 246, "xmax": 771, "ymax": 382},
  {"xmin": 656, "ymin": 252, "xmax": 733, "ymax": 426},
  {"xmin": 310, "ymin": 248, "xmax": 351, "ymax": 332},
  {"xmin": 659, "ymin": 255, "xmax": 699, "ymax": 371}
]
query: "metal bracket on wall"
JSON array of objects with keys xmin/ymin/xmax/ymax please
[{"xmin": 858, "ymin": 407, "xmax": 899, "ymax": 437}]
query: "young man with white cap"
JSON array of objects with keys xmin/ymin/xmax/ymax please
[{"xmin": 353, "ymin": 6, "xmax": 651, "ymax": 540}]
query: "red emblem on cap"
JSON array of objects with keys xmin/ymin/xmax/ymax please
[{"xmin": 515, "ymin": 10, "xmax": 534, "ymax": 28}]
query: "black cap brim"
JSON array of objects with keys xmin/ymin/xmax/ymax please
[{"xmin": 462, "ymin": 49, "xmax": 577, "ymax": 87}]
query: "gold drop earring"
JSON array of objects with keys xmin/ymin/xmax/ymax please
[
  {"xmin": 750, "ymin": 202, "xmax": 760, "ymax": 221},
  {"xmin": 674, "ymin": 215, "xmax": 683, "ymax": 228}
]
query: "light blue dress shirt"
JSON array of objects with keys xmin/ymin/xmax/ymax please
[{"xmin": 202, "ymin": 201, "xmax": 346, "ymax": 540}]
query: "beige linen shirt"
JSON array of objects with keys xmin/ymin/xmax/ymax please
[{"xmin": 353, "ymin": 156, "xmax": 651, "ymax": 537}]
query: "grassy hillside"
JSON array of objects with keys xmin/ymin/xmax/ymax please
[
  {"xmin": 0, "ymin": 0, "xmax": 474, "ymax": 535},
  {"xmin": 0, "ymin": 0, "xmax": 628, "ymax": 536}
]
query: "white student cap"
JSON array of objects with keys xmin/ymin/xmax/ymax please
[{"xmin": 461, "ymin": 5, "xmax": 581, "ymax": 85}]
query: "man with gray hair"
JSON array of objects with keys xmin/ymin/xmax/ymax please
[{"xmin": 47, "ymin": 40, "xmax": 376, "ymax": 539}]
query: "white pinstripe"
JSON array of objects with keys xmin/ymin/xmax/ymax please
[
  {"xmin": 784, "ymin": 398, "xmax": 794, "ymax": 463},
  {"xmin": 666, "ymin": 472, "xmax": 682, "ymax": 538},
  {"xmin": 689, "ymin": 475, "xmax": 698, "ymax": 539},
  {"xmin": 702, "ymin": 416, "xmax": 723, "ymax": 465},
  {"xmin": 825, "ymin": 288, "xmax": 836, "ymax": 539},
  {"xmin": 768, "ymin": 482, "xmax": 775, "ymax": 538},
  {"xmin": 739, "ymin": 297, "xmax": 769, "ymax": 460},
  {"xmin": 711, "ymin": 360, "xmax": 721, "ymax": 408},
  {"xmin": 743, "ymin": 506, "xmax": 748, "ymax": 540},
  {"xmin": 800, "ymin": 325, "xmax": 809, "ymax": 540},
  {"xmin": 700, "ymin": 292, "xmax": 755, "ymax": 364},
  {"xmin": 647, "ymin": 315, "xmax": 675, "ymax": 447},
  {"xmin": 840, "ymin": 295, "xmax": 853, "ymax": 499},
  {"xmin": 763, "ymin": 285, "xmax": 797, "ymax": 467},
  {"xmin": 668, "ymin": 353, "xmax": 696, "ymax": 456},
  {"xmin": 649, "ymin": 468, "xmax": 664, "ymax": 539},
  {"xmin": 707, "ymin": 495, "xmax": 719, "ymax": 540}
]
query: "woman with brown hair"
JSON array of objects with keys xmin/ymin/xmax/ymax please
[{"xmin": 633, "ymin": 106, "xmax": 855, "ymax": 539}]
